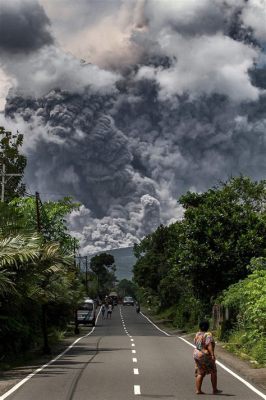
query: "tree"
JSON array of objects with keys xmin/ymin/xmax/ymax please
[
  {"xmin": 133, "ymin": 224, "xmax": 178, "ymax": 294},
  {"xmin": 178, "ymin": 176, "xmax": 266, "ymax": 304},
  {"xmin": 0, "ymin": 200, "xmax": 31, "ymax": 238},
  {"xmin": 117, "ymin": 279, "xmax": 137, "ymax": 298},
  {"xmin": 0, "ymin": 127, "xmax": 26, "ymax": 202},
  {"xmin": 0, "ymin": 231, "xmax": 83, "ymax": 354},
  {"xmin": 132, "ymin": 176, "xmax": 266, "ymax": 325},
  {"xmin": 90, "ymin": 253, "xmax": 116, "ymax": 295},
  {"xmin": 11, "ymin": 196, "xmax": 80, "ymax": 254}
]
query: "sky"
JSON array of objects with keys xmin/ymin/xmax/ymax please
[{"xmin": 0, "ymin": 0, "xmax": 266, "ymax": 254}]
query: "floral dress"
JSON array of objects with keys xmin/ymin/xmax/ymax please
[{"xmin": 193, "ymin": 331, "xmax": 217, "ymax": 376}]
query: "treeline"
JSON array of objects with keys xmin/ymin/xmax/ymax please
[
  {"xmin": 133, "ymin": 177, "xmax": 266, "ymax": 365},
  {"xmin": 0, "ymin": 197, "xmax": 85, "ymax": 359},
  {"xmin": 0, "ymin": 127, "xmax": 86, "ymax": 362}
]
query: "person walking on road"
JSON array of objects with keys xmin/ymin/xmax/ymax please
[
  {"xmin": 101, "ymin": 304, "xmax": 106, "ymax": 319},
  {"xmin": 106, "ymin": 303, "xmax": 113, "ymax": 319},
  {"xmin": 193, "ymin": 320, "xmax": 221, "ymax": 395}
]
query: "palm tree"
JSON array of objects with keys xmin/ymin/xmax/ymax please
[
  {"xmin": 0, "ymin": 233, "xmax": 40, "ymax": 297},
  {"xmin": 27, "ymin": 242, "xmax": 73, "ymax": 353},
  {"xmin": 0, "ymin": 232, "xmax": 75, "ymax": 353}
]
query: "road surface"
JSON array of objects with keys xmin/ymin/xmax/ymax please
[{"xmin": 1, "ymin": 306, "xmax": 265, "ymax": 400}]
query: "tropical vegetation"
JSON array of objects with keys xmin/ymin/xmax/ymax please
[
  {"xmin": 133, "ymin": 176, "xmax": 266, "ymax": 365},
  {"xmin": 0, "ymin": 127, "xmax": 86, "ymax": 363}
]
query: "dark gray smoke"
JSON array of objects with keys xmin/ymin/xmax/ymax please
[
  {"xmin": 0, "ymin": 0, "xmax": 53, "ymax": 53},
  {"xmin": 1, "ymin": 0, "xmax": 266, "ymax": 253}
]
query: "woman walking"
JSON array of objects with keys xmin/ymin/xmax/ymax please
[
  {"xmin": 101, "ymin": 304, "xmax": 106, "ymax": 319},
  {"xmin": 193, "ymin": 320, "xmax": 221, "ymax": 395},
  {"xmin": 106, "ymin": 303, "xmax": 113, "ymax": 319}
]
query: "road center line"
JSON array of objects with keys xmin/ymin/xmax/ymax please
[
  {"xmin": 134, "ymin": 385, "xmax": 141, "ymax": 395},
  {"xmin": 131, "ymin": 343, "xmax": 135, "ymax": 347},
  {"xmin": 132, "ymin": 358, "xmax": 137, "ymax": 362},
  {"xmin": 133, "ymin": 368, "xmax": 139, "ymax": 375},
  {"xmin": 132, "ymin": 349, "xmax": 136, "ymax": 354}
]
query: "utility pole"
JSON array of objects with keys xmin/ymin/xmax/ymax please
[
  {"xmin": 35, "ymin": 192, "xmax": 42, "ymax": 232},
  {"xmin": 0, "ymin": 163, "xmax": 22, "ymax": 202},
  {"xmin": 85, "ymin": 256, "xmax": 88, "ymax": 295}
]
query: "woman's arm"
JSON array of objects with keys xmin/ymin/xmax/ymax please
[{"xmin": 207, "ymin": 342, "xmax": 215, "ymax": 359}]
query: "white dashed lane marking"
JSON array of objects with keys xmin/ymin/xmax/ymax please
[
  {"xmin": 120, "ymin": 307, "xmax": 141, "ymax": 396},
  {"xmin": 134, "ymin": 385, "xmax": 141, "ymax": 395}
]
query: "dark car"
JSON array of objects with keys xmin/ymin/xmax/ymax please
[{"xmin": 123, "ymin": 296, "xmax": 134, "ymax": 306}]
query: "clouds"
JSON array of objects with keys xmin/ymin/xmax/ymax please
[
  {"xmin": 1, "ymin": 0, "xmax": 266, "ymax": 253},
  {"xmin": 136, "ymin": 33, "xmax": 260, "ymax": 101},
  {"xmin": 132, "ymin": 0, "xmax": 262, "ymax": 102},
  {"xmin": 3, "ymin": 46, "xmax": 120, "ymax": 98},
  {"xmin": 242, "ymin": 0, "xmax": 266, "ymax": 42},
  {"xmin": 0, "ymin": 0, "xmax": 53, "ymax": 54},
  {"xmin": 0, "ymin": 0, "xmax": 119, "ymax": 103}
]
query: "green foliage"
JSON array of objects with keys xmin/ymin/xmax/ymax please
[
  {"xmin": 11, "ymin": 196, "xmax": 80, "ymax": 254},
  {"xmin": 217, "ymin": 257, "xmax": 266, "ymax": 365},
  {"xmin": 0, "ymin": 198, "xmax": 84, "ymax": 359},
  {"xmin": 221, "ymin": 257, "xmax": 266, "ymax": 340},
  {"xmin": 90, "ymin": 253, "xmax": 116, "ymax": 296},
  {"xmin": 223, "ymin": 330, "xmax": 266, "ymax": 366},
  {"xmin": 0, "ymin": 127, "xmax": 26, "ymax": 201},
  {"xmin": 133, "ymin": 224, "xmax": 178, "ymax": 295},
  {"xmin": 178, "ymin": 176, "xmax": 266, "ymax": 303},
  {"xmin": 132, "ymin": 176, "xmax": 266, "ymax": 334},
  {"xmin": 173, "ymin": 293, "xmax": 201, "ymax": 330},
  {"xmin": 0, "ymin": 233, "xmax": 41, "ymax": 268},
  {"xmin": 117, "ymin": 279, "xmax": 137, "ymax": 298},
  {"xmin": 0, "ymin": 202, "xmax": 28, "ymax": 236}
]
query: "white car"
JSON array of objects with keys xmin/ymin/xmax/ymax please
[
  {"xmin": 77, "ymin": 298, "xmax": 96, "ymax": 326},
  {"xmin": 123, "ymin": 296, "xmax": 134, "ymax": 306}
]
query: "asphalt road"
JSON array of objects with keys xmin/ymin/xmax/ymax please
[{"xmin": 2, "ymin": 306, "xmax": 266, "ymax": 400}]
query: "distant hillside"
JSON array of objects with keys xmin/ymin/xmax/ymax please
[{"xmin": 108, "ymin": 247, "xmax": 136, "ymax": 281}]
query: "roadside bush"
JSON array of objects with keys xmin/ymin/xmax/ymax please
[
  {"xmin": 220, "ymin": 257, "xmax": 266, "ymax": 365},
  {"xmin": 251, "ymin": 338, "xmax": 266, "ymax": 365}
]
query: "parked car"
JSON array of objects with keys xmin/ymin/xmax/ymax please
[
  {"xmin": 76, "ymin": 298, "xmax": 96, "ymax": 326},
  {"xmin": 123, "ymin": 296, "xmax": 135, "ymax": 306}
]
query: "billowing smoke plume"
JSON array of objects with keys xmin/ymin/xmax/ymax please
[
  {"xmin": 0, "ymin": 0, "xmax": 53, "ymax": 54},
  {"xmin": 1, "ymin": 0, "xmax": 266, "ymax": 253}
]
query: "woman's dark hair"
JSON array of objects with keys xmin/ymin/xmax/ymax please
[{"xmin": 199, "ymin": 320, "xmax": 210, "ymax": 332}]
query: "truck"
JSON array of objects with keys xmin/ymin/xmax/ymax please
[{"xmin": 109, "ymin": 291, "xmax": 118, "ymax": 306}]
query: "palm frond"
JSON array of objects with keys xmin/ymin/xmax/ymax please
[
  {"xmin": 0, "ymin": 233, "xmax": 41, "ymax": 268},
  {"xmin": 0, "ymin": 269, "xmax": 16, "ymax": 295}
]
